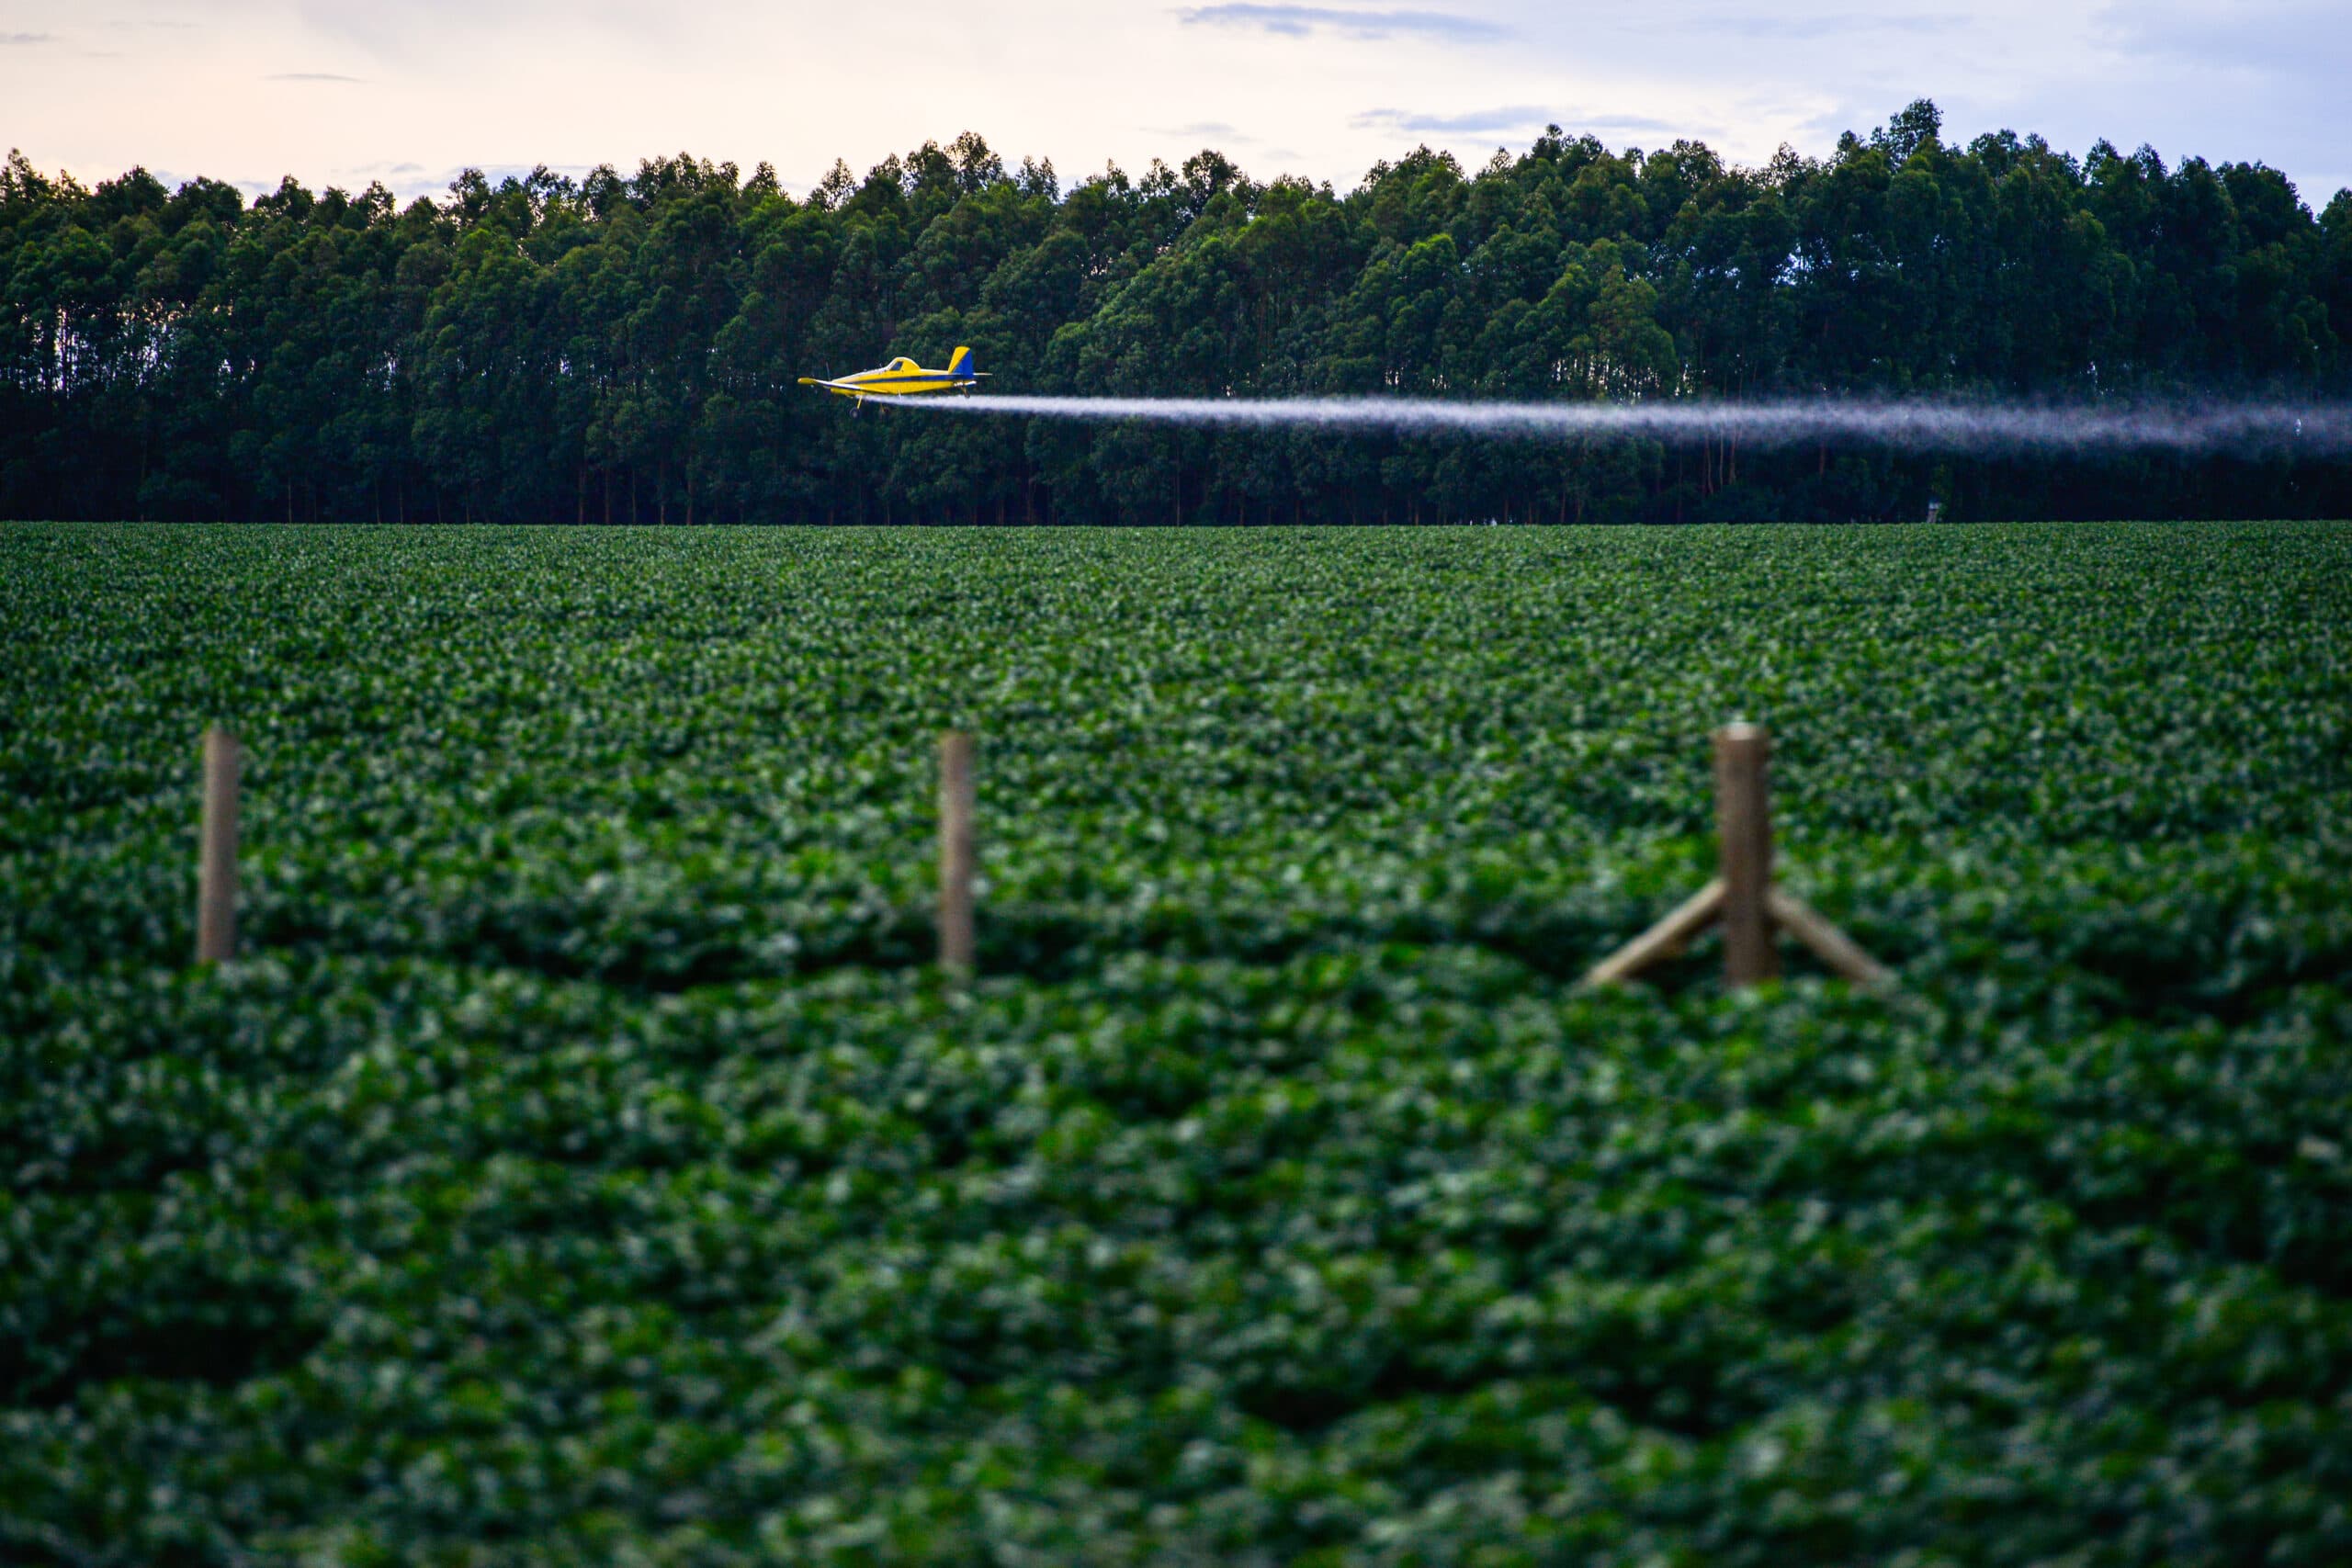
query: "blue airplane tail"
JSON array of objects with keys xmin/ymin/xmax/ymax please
[{"xmin": 947, "ymin": 345, "xmax": 976, "ymax": 379}]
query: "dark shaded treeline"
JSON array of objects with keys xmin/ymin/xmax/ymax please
[{"xmin": 6, "ymin": 101, "xmax": 2351, "ymax": 525}]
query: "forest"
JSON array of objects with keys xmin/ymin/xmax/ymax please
[{"xmin": 5, "ymin": 99, "xmax": 2351, "ymax": 525}]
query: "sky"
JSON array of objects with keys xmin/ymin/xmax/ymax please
[{"xmin": 4, "ymin": 0, "xmax": 2347, "ymax": 211}]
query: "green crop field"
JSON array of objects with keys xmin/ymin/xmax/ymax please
[{"xmin": 5, "ymin": 520, "xmax": 2351, "ymax": 1564}]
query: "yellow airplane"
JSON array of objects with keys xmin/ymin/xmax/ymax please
[{"xmin": 797, "ymin": 345, "xmax": 987, "ymax": 411}]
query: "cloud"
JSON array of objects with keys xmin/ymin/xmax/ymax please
[
  {"xmin": 267, "ymin": 72, "xmax": 366, "ymax": 82},
  {"xmin": 291, "ymin": 0, "xmax": 664, "ymax": 61},
  {"xmin": 1352, "ymin": 105, "xmax": 1550, "ymax": 134},
  {"xmin": 1147, "ymin": 120, "xmax": 1259, "ymax": 143},
  {"xmin": 3, "ymin": 30, "xmax": 58, "ymax": 44},
  {"xmin": 1352, "ymin": 105, "xmax": 1683, "ymax": 138},
  {"xmin": 1177, "ymin": 5, "xmax": 1505, "ymax": 41},
  {"xmin": 2093, "ymin": 0, "xmax": 2350, "ymax": 83},
  {"xmin": 1577, "ymin": 115, "xmax": 1685, "ymax": 134},
  {"xmin": 1670, "ymin": 9, "xmax": 1957, "ymax": 39}
]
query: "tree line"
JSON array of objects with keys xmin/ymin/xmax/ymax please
[{"xmin": 5, "ymin": 101, "xmax": 2350, "ymax": 525}]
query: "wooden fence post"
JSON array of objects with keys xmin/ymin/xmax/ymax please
[
  {"xmin": 197, "ymin": 725, "xmax": 240, "ymax": 964},
  {"xmin": 1713, "ymin": 722, "xmax": 1777, "ymax": 987},
  {"xmin": 1586, "ymin": 721, "xmax": 1887, "ymax": 992},
  {"xmin": 937, "ymin": 731, "xmax": 976, "ymax": 974}
]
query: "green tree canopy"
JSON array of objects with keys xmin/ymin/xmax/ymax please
[{"xmin": 4, "ymin": 107, "xmax": 2348, "ymax": 525}]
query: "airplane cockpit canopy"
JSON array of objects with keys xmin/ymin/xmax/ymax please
[{"xmin": 888, "ymin": 356, "xmax": 912, "ymax": 370}]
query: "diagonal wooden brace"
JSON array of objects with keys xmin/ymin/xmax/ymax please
[
  {"xmin": 1582, "ymin": 877, "xmax": 1724, "ymax": 987},
  {"xmin": 1581, "ymin": 879, "xmax": 1891, "ymax": 990},
  {"xmin": 1766, "ymin": 887, "xmax": 1893, "ymax": 987}
]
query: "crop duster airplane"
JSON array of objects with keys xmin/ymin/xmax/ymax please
[{"xmin": 797, "ymin": 346, "xmax": 986, "ymax": 411}]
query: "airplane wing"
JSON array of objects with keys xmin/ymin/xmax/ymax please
[{"xmin": 796, "ymin": 376, "xmax": 866, "ymax": 392}]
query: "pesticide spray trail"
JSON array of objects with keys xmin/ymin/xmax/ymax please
[{"xmin": 906, "ymin": 394, "xmax": 2352, "ymax": 456}]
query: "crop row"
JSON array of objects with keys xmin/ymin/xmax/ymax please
[{"xmin": 6, "ymin": 523, "xmax": 2348, "ymax": 1000}]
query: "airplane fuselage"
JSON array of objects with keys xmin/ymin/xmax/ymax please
[{"xmin": 797, "ymin": 347, "xmax": 984, "ymax": 406}]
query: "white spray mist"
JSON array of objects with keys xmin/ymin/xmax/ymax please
[{"xmin": 905, "ymin": 394, "xmax": 2352, "ymax": 456}]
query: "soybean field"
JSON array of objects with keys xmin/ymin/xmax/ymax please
[{"xmin": 5, "ymin": 520, "xmax": 2352, "ymax": 1565}]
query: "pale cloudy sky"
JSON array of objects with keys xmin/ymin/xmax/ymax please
[{"xmin": 4, "ymin": 0, "xmax": 2347, "ymax": 210}]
